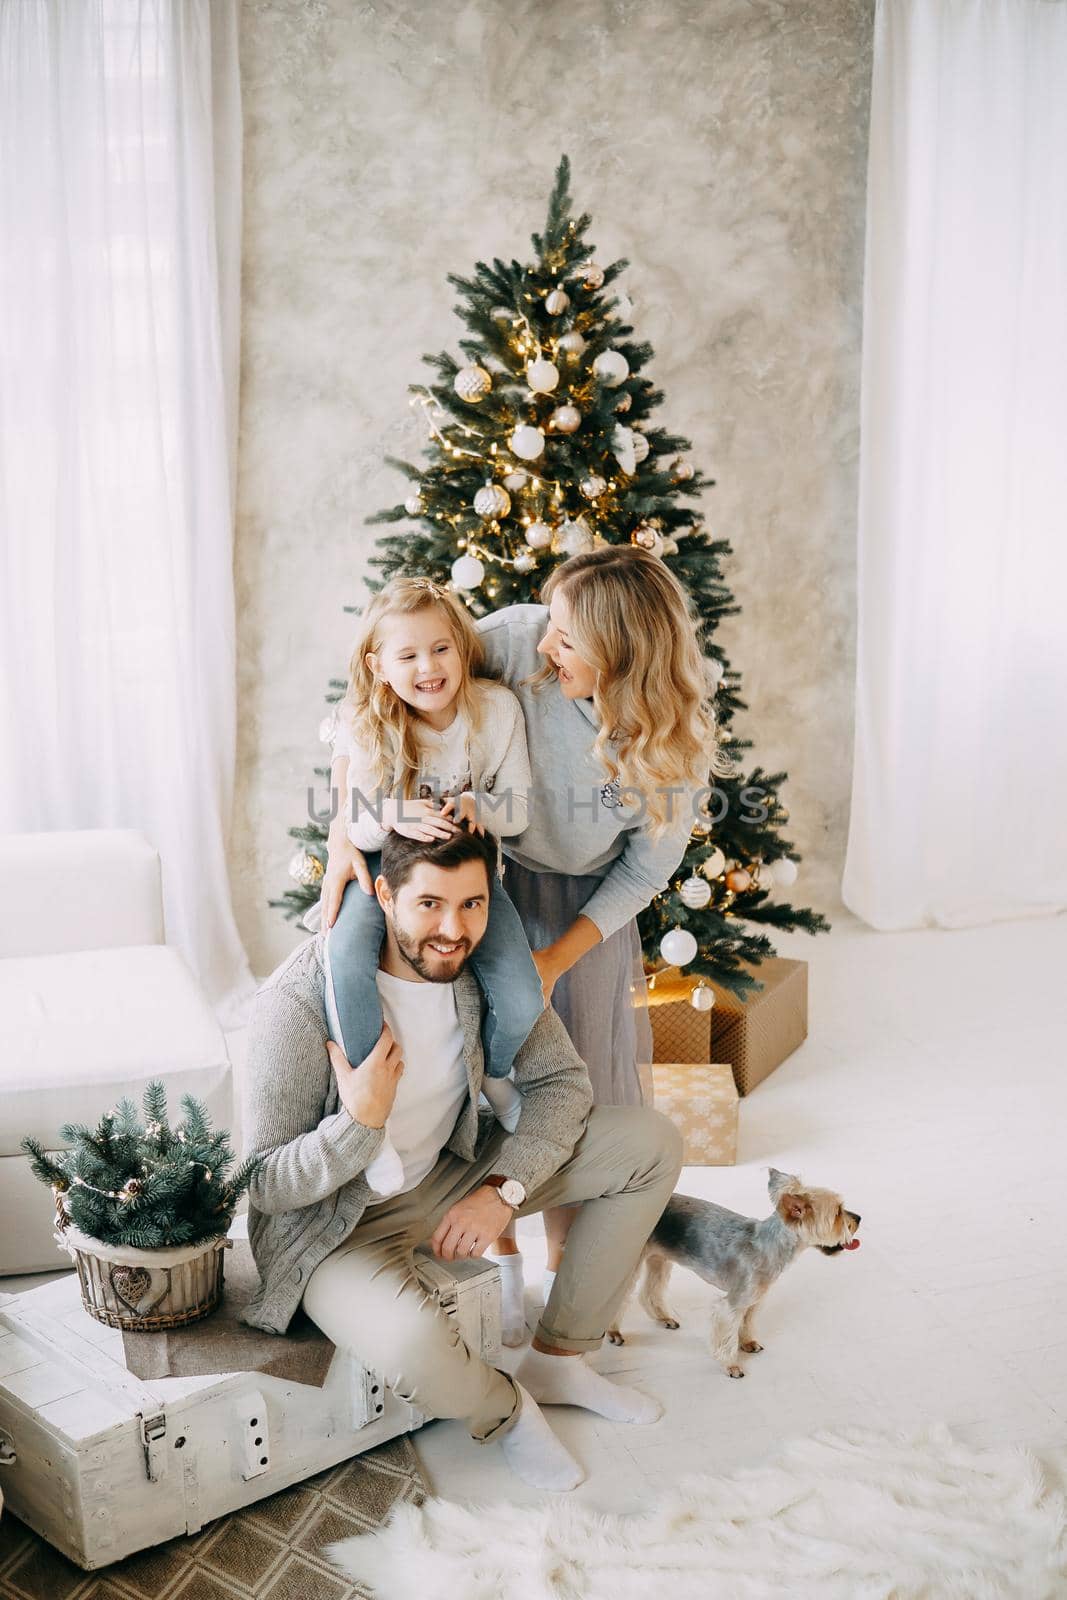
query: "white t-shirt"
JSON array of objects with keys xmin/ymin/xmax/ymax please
[
  {"xmin": 367, "ymin": 967, "xmax": 470, "ymax": 1201},
  {"xmin": 412, "ymin": 709, "xmax": 471, "ymax": 801}
]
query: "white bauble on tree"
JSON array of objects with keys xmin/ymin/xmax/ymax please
[
  {"xmin": 580, "ymin": 475, "xmax": 607, "ymax": 500},
  {"xmin": 672, "ymin": 458, "xmax": 695, "ymax": 481},
  {"xmin": 451, "ymin": 555, "xmax": 485, "ymax": 590},
  {"xmin": 611, "ymin": 424, "xmax": 637, "ymax": 474},
  {"xmin": 491, "ymin": 305, "xmax": 514, "ymax": 322},
  {"xmin": 526, "ymin": 358, "xmax": 560, "ymax": 394},
  {"xmin": 525, "ymin": 521, "xmax": 553, "ymax": 549},
  {"xmin": 582, "ymin": 262, "xmax": 605, "ymax": 290},
  {"xmin": 514, "ymin": 551, "xmax": 536, "ymax": 574},
  {"xmin": 702, "ymin": 847, "xmax": 727, "ymax": 879},
  {"xmin": 632, "ymin": 523, "xmax": 664, "ymax": 556},
  {"xmin": 559, "ymin": 517, "xmax": 594, "ymax": 555},
  {"xmin": 473, "ymin": 482, "xmax": 511, "ymax": 519},
  {"xmin": 289, "ymin": 849, "xmax": 324, "ymax": 888},
  {"xmin": 404, "ymin": 493, "xmax": 424, "ymax": 516},
  {"xmin": 690, "ymin": 984, "xmax": 715, "ymax": 1012},
  {"xmin": 705, "ymin": 656, "xmax": 725, "ymax": 689},
  {"xmin": 630, "ymin": 430, "xmax": 650, "ymax": 465},
  {"xmin": 660, "ymin": 927, "xmax": 698, "ymax": 967},
  {"xmin": 545, "ymin": 288, "xmax": 570, "ymax": 314},
  {"xmin": 453, "ymin": 364, "xmax": 492, "ymax": 403},
  {"xmin": 551, "ymin": 404, "xmax": 582, "ymax": 434},
  {"xmin": 679, "ymin": 875, "xmax": 712, "ymax": 910},
  {"xmin": 503, "ymin": 469, "xmax": 529, "ymax": 491},
  {"xmin": 770, "ymin": 857, "xmax": 798, "ymax": 888},
  {"xmin": 510, "ymin": 425, "xmax": 545, "ymax": 460},
  {"xmin": 557, "ymin": 331, "xmax": 586, "ymax": 356},
  {"xmin": 593, "ymin": 349, "xmax": 630, "ymax": 387}
]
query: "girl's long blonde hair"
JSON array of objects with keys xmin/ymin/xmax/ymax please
[
  {"xmin": 525, "ymin": 546, "xmax": 723, "ymax": 836},
  {"xmin": 342, "ymin": 577, "xmax": 486, "ymax": 797}
]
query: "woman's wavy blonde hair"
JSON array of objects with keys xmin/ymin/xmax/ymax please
[
  {"xmin": 525, "ymin": 546, "xmax": 724, "ymax": 836},
  {"xmin": 342, "ymin": 576, "xmax": 486, "ymax": 797}
]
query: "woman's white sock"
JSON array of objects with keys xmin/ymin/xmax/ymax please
[
  {"xmin": 364, "ymin": 1137, "xmax": 405, "ymax": 1198},
  {"xmin": 515, "ymin": 1346, "xmax": 662, "ymax": 1424},
  {"xmin": 499, "ymin": 1383, "xmax": 584, "ymax": 1491},
  {"xmin": 542, "ymin": 1268, "xmax": 557, "ymax": 1305},
  {"xmin": 492, "ymin": 1253, "xmax": 527, "ymax": 1347}
]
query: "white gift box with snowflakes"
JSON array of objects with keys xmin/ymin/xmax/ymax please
[{"xmin": 637, "ymin": 1061, "xmax": 739, "ymax": 1166}]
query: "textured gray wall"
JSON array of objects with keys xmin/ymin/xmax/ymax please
[{"xmin": 234, "ymin": 0, "xmax": 873, "ymax": 978}]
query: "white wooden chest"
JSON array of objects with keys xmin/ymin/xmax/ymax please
[{"xmin": 0, "ymin": 1250, "xmax": 500, "ymax": 1570}]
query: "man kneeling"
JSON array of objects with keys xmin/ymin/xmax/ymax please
[{"xmin": 241, "ymin": 823, "xmax": 682, "ymax": 1490}]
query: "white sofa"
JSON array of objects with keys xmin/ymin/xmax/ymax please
[{"xmin": 0, "ymin": 830, "xmax": 232, "ymax": 1276}]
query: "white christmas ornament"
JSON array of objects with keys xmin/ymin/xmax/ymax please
[
  {"xmin": 545, "ymin": 288, "xmax": 570, "ymax": 314},
  {"xmin": 560, "ymin": 517, "xmax": 594, "ymax": 555},
  {"xmin": 679, "ymin": 875, "xmax": 712, "ymax": 909},
  {"xmin": 474, "ymin": 482, "xmax": 511, "ymax": 519},
  {"xmin": 453, "ymin": 364, "xmax": 492, "ymax": 403},
  {"xmin": 580, "ymin": 475, "xmax": 607, "ymax": 500},
  {"xmin": 673, "ymin": 458, "xmax": 695, "ymax": 481},
  {"xmin": 404, "ymin": 493, "xmax": 424, "ymax": 516},
  {"xmin": 289, "ymin": 849, "xmax": 324, "ymax": 888},
  {"xmin": 611, "ymin": 424, "xmax": 637, "ymax": 474},
  {"xmin": 551, "ymin": 404, "xmax": 582, "ymax": 434},
  {"xmin": 630, "ymin": 430, "xmax": 650, "ymax": 465},
  {"xmin": 632, "ymin": 523, "xmax": 663, "ymax": 555},
  {"xmin": 690, "ymin": 984, "xmax": 715, "ymax": 1012},
  {"xmin": 451, "ymin": 555, "xmax": 485, "ymax": 590},
  {"xmin": 525, "ymin": 521, "xmax": 553, "ymax": 549},
  {"xmin": 615, "ymin": 293, "xmax": 634, "ymax": 320},
  {"xmin": 770, "ymin": 857, "xmax": 798, "ymax": 888},
  {"xmin": 526, "ymin": 358, "xmax": 560, "ymax": 394},
  {"xmin": 703, "ymin": 847, "xmax": 727, "ymax": 878},
  {"xmin": 491, "ymin": 305, "xmax": 514, "ymax": 322},
  {"xmin": 510, "ymin": 425, "xmax": 545, "ymax": 460},
  {"xmin": 557, "ymin": 331, "xmax": 586, "ymax": 356},
  {"xmin": 513, "ymin": 551, "xmax": 536, "ymax": 573},
  {"xmin": 582, "ymin": 263, "xmax": 605, "ymax": 290},
  {"xmin": 660, "ymin": 927, "xmax": 698, "ymax": 967},
  {"xmin": 503, "ymin": 469, "xmax": 529, "ymax": 491},
  {"xmin": 593, "ymin": 349, "xmax": 630, "ymax": 387}
]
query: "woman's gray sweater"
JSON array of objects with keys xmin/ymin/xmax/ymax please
[{"xmin": 239, "ymin": 936, "xmax": 593, "ymax": 1334}]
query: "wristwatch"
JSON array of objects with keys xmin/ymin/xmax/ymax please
[{"xmin": 483, "ymin": 1175, "xmax": 526, "ymax": 1210}]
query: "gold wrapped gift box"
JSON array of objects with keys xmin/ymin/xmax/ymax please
[
  {"xmin": 641, "ymin": 957, "xmax": 808, "ymax": 1096},
  {"xmin": 638, "ymin": 1061, "xmax": 738, "ymax": 1165}
]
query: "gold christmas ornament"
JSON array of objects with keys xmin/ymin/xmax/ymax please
[
  {"xmin": 632, "ymin": 522, "xmax": 662, "ymax": 553},
  {"xmin": 580, "ymin": 474, "xmax": 607, "ymax": 500},
  {"xmin": 453, "ymin": 364, "xmax": 492, "ymax": 403},
  {"xmin": 551, "ymin": 404, "xmax": 582, "ymax": 434},
  {"xmin": 474, "ymin": 482, "xmax": 511, "ymax": 519},
  {"xmin": 525, "ymin": 521, "xmax": 553, "ymax": 549},
  {"xmin": 672, "ymin": 458, "xmax": 695, "ymax": 481},
  {"xmin": 526, "ymin": 358, "xmax": 560, "ymax": 394},
  {"xmin": 545, "ymin": 288, "xmax": 571, "ymax": 314},
  {"xmin": 725, "ymin": 868, "xmax": 752, "ymax": 893},
  {"xmin": 288, "ymin": 849, "xmax": 324, "ymax": 888},
  {"xmin": 582, "ymin": 262, "xmax": 605, "ymax": 290}
]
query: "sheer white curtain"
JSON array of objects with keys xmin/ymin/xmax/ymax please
[
  {"xmin": 0, "ymin": 0, "xmax": 253, "ymax": 1010},
  {"xmin": 843, "ymin": 0, "xmax": 1067, "ymax": 930}
]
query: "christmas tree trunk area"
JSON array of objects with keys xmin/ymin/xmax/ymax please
[{"xmin": 274, "ymin": 156, "xmax": 828, "ymax": 999}]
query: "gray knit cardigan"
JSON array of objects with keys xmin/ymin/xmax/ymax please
[{"xmin": 239, "ymin": 937, "xmax": 594, "ymax": 1334}]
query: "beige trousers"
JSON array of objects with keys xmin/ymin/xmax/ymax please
[{"xmin": 301, "ymin": 1106, "xmax": 683, "ymax": 1442}]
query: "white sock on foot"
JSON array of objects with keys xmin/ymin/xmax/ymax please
[
  {"xmin": 364, "ymin": 1136, "xmax": 405, "ymax": 1198},
  {"xmin": 492, "ymin": 1253, "xmax": 527, "ymax": 1347},
  {"xmin": 542, "ymin": 1268, "xmax": 557, "ymax": 1305},
  {"xmin": 499, "ymin": 1383, "xmax": 584, "ymax": 1491},
  {"xmin": 516, "ymin": 1346, "xmax": 662, "ymax": 1424}
]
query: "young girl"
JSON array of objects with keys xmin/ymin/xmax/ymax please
[{"xmin": 320, "ymin": 576, "xmax": 544, "ymax": 1200}]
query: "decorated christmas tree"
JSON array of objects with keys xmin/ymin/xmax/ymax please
[
  {"xmin": 22, "ymin": 1081, "xmax": 262, "ymax": 1250},
  {"xmin": 276, "ymin": 156, "xmax": 829, "ymax": 997}
]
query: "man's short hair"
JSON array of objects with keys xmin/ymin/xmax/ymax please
[{"xmin": 379, "ymin": 820, "xmax": 499, "ymax": 896}]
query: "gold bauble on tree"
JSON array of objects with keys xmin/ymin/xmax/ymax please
[
  {"xmin": 453, "ymin": 364, "xmax": 492, "ymax": 403},
  {"xmin": 474, "ymin": 482, "xmax": 511, "ymax": 519},
  {"xmin": 725, "ymin": 868, "xmax": 752, "ymax": 893},
  {"xmin": 551, "ymin": 404, "xmax": 581, "ymax": 434},
  {"xmin": 545, "ymin": 288, "xmax": 570, "ymax": 314}
]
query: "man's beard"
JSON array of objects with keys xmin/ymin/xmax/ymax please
[{"xmin": 388, "ymin": 914, "xmax": 470, "ymax": 982}]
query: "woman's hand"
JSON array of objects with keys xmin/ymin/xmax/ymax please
[
  {"xmin": 321, "ymin": 836, "xmax": 374, "ymax": 926},
  {"xmin": 531, "ymin": 946, "xmax": 566, "ymax": 1004},
  {"xmin": 390, "ymin": 797, "xmax": 460, "ymax": 843},
  {"xmin": 439, "ymin": 792, "xmax": 486, "ymax": 837}
]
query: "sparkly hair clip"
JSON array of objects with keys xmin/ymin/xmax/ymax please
[{"xmin": 408, "ymin": 577, "xmax": 445, "ymax": 597}]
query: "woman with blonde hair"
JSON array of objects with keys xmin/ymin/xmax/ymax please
[{"xmin": 322, "ymin": 546, "xmax": 716, "ymax": 1337}]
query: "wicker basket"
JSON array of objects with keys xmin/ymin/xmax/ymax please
[{"xmin": 55, "ymin": 1224, "xmax": 232, "ymax": 1331}]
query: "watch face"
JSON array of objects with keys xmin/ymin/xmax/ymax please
[{"xmin": 501, "ymin": 1179, "xmax": 525, "ymax": 1208}]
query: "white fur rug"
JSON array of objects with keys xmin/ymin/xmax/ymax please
[{"xmin": 326, "ymin": 1424, "xmax": 1067, "ymax": 1600}]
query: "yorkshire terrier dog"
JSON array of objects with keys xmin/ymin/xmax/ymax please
[{"xmin": 608, "ymin": 1169, "xmax": 861, "ymax": 1377}]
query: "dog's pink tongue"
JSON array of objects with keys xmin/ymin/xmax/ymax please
[{"xmin": 844, "ymin": 1238, "xmax": 861, "ymax": 1251}]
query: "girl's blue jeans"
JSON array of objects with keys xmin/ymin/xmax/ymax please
[{"xmin": 322, "ymin": 850, "xmax": 545, "ymax": 1079}]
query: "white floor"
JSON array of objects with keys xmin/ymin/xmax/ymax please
[{"xmin": 414, "ymin": 910, "xmax": 1067, "ymax": 1509}]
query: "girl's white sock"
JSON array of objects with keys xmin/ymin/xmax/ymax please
[
  {"xmin": 364, "ymin": 1136, "xmax": 405, "ymax": 1198},
  {"xmin": 499, "ymin": 1383, "xmax": 584, "ymax": 1491},
  {"xmin": 515, "ymin": 1346, "xmax": 662, "ymax": 1425},
  {"xmin": 542, "ymin": 1268, "xmax": 557, "ymax": 1306},
  {"xmin": 492, "ymin": 1252, "xmax": 527, "ymax": 1347}
]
